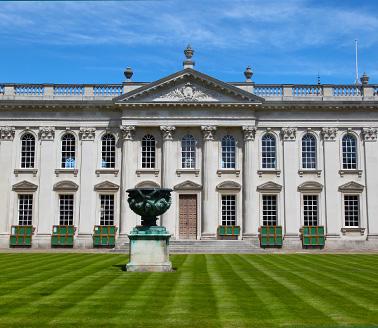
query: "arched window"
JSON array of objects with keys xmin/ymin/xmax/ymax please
[
  {"xmin": 342, "ymin": 134, "xmax": 357, "ymax": 169},
  {"xmin": 222, "ymin": 135, "xmax": 236, "ymax": 169},
  {"xmin": 262, "ymin": 133, "xmax": 276, "ymax": 169},
  {"xmin": 21, "ymin": 133, "xmax": 35, "ymax": 168},
  {"xmin": 61, "ymin": 134, "xmax": 76, "ymax": 168},
  {"xmin": 302, "ymin": 134, "xmax": 317, "ymax": 169},
  {"xmin": 181, "ymin": 135, "xmax": 196, "ymax": 168},
  {"xmin": 101, "ymin": 134, "xmax": 116, "ymax": 168},
  {"xmin": 142, "ymin": 134, "xmax": 155, "ymax": 168}
]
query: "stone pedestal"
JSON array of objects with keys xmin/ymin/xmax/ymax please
[{"xmin": 126, "ymin": 226, "xmax": 172, "ymax": 272}]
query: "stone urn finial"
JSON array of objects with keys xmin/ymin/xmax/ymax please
[
  {"xmin": 124, "ymin": 66, "xmax": 133, "ymax": 81},
  {"xmin": 244, "ymin": 66, "xmax": 253, "ymax": 82},
  {"xmin": 183, "ymin": 44, "xmax": 195, "ymax": 69},
  {"xmin": 360, "ymin": 72, "xmax": 369, "ymax": 85}
]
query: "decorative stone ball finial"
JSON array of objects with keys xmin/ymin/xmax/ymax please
[
  {"xmin": 244, "ymin": 66, "xmax": 253, "ymax": 82},
  {"xmin": 184, "ymin": 44, "xmax": 194, "ymax": 59},
  {"xmin": 124, "ymin": 67, "xmax": 133, "ymax": 81},
  {"xmin": 360, "ymin": 72, "xmax": 369, "ymax": 85}
]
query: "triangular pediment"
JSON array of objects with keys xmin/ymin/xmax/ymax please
[
  {"xmin": 257, "ymin": 181, "xmax": 282, "ymax": 192},
  {"xmin": 339, "ymin": 181, "xmax": 364, "ymax": 192},
  {"xmin": 12, "ymin": 180, "xmax": 38, "ymax": 192},
  {"xmin": 94, "ymin": 181, "xmax": 119, "ymax": 191},
  {"xmin": 114, "ymin": 69, "xmax": 264, "ymax": 104},
  {"xmin": 298, "ymin": 181, "xmax": 323, "ymax": 192},
  {"xmin": 174, "ymin": 180, "xmax": 202, "ymax": 190},
  {"xmin": 216, "ymin": 181, "xmax": 241, "ymax": 191},
  {"xmin": 53, "ymin": 180, "xmax": 79, "ymax": 192}
]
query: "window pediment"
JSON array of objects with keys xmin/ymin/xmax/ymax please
[
  {"xmin": 338, "ymin": 181, "xmax": 364, "ymax": 193},
  {"xmin": 94, "ymin": 181, "xmax": 119, "ymax": 192},
  {"xmin": 53, "ymin": 180, "xmax": 79, "ymax": 192},
  {"xmin": 257, "ymin": 181, "xmax": 282, "ymax": 192},
  {"xmin": 135, "ymin": 181, "xmax": 160, "ymax": 188},
  {"xmin": 174, "ymin": 180, "xmax": 202, "ymax": 190},
  {"xmin": 216, "ymin": 181, "xmax": 241, "ymax": 191},
  {"xmin": 298, "ymin": 181, "xmax": 323, "ymax": 192},
  {"xmin": 12, "ymin": 180, "xmax": 38, "ymax": 192}
]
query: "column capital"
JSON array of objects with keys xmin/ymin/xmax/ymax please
[
  {"xmin": 281, "ymin": 127, "xmax": 297, "ymax": 141},
  {"xmin": 120, "ymin": 125, "xmax": 136, "ymax": 140},
  {"xmin": 79, "ymin": 127, "xmax": 96, "ymax": 141},
  {"xmin": 321, "ymin": 127, "xmax": 338, "ymax": 141},
  {"xmin": 201, "ymin": 125, "xmax": 217, "ymax": 141},
  {"xmin": 39, "ymin": 127, "xmax": 55, "ymax": 141},
  {"xmin": 242, "ymin": 126, "xmax": 256, "ymax": 141},
  {"xmin": 160, "ymin": 125, "xmax": 176, "ymax": 140},
  {"xmin": 362, "ymin": 127, "xmax": 378, "ymax": 142},
  {"xmin": 0, "ymin": 126, "xmax": 15, "ymax": 141}
]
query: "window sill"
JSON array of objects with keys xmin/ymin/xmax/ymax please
[
  {"xmin": 55, "ymin": 169, "xmax": 78, "ymax": 177},
  {"xmin": 136, "ymin": 169, "xmax": 159, "ymax": 177},
  {"xmin": 341, "ymin": 227, "xmax": 365, "ymax": 236},
  {"xmin": 14, "ymin": 169, "xmax": 38, "ymax": 177},
  {"xmin": 95, "ymin": 169, "xmax": 119, "ymax": 177},
  {"xmin": 217, "ymin": 169, "xmax": 240, "ymax": 177},
  {"xmin": 176, "ymin": 169, "xmax": 200, "ymax": 177},
  {"xmin": 257, "ymin": 169, "xmax": 281, "ymax": 177},
  {"xmin": 339, "ymin": 169, "xmax": 362, "ymax": 177},
  {"xmin": 298, "ymin": 169, "xmax": 322, "ymax": 177}
]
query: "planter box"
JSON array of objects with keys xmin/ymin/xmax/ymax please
[
  {"xmin": 10, "ymin": 225, "xmax": 34, "ymax": 247},
  {"xmin": 259, "ymin": 225, "xmax": 283, "ymax": 248},
  {"xmin": 51, "ymin": 225, "xmax": 76, "ymax": 247},
  {"xmin": 93, "ymin": 225, "xmax": 117, "ymax": 247},
  {"xmin": 217, "ymin": 225, "xmax": 240, "ymax": 240},
  {"xmin": 300, "ymin": 226, "xmax": 325, "ymax": 248}
]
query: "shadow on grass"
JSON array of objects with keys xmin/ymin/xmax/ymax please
[{"xmin": 112, "ymin": 264, "xmax": 178, "ymax": 272}]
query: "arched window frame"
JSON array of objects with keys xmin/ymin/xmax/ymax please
[
  {"xmin": 261, "ymin": 133, "xmax": 276, "ymax": 169},
  {"xmin": 221, "ymin": 135, "xmax": 236, "ymax": 169},
  {"xmin": 20, "ymin": 133, "xmax": 36, "ymax": 169},
  {"xmin": 61, "ymin": 133, "xmax": 76, "ymax": 168},
  {"xmin": 341, "ymin": 133, "xmax": 357, "ymax": 170},
  {"xmin": 181, "ymin": 134, "xmax": 196, "ymax": 169},
  {"xmin": 101, "ymin": 133, "xmax": 116, "ymax": 169},
  {"xmin": 141, "ymin": 134, "xmax": 156, "ymax": 169},
  {"xmin": 301, "ymin": 133, "xmax": 317, "ymax": 169}
]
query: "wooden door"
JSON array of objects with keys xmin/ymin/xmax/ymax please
[{"xmin": 179, "ymin": 194, "xmax": 197, "ymax": 240}]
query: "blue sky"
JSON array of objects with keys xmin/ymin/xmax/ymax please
[{"xmin": 0, "ymin": 0, "xmax": 377, "ymax": 84}]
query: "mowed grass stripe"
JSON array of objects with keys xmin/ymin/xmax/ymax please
[
  {"xmin": 242, "ymin": 255, "xmax": 338, "ymax": 326},
  {"xmin": 260, "ymin": 255, "xmax": 376, "ymax": 325}
]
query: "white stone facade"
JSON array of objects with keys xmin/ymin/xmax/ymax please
[{"xmin": 1, "ymin": 56, "xmax": 378, "ymax": 249}]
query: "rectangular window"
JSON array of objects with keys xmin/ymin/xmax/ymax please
[
  {"xmin": 262, "ymin": 195, "xmax": 277, "ymax": 226},
  {"xmin": 303, "ymin": 195, "xmax": 318, "ymax": 226},
  {"xmin": 59, "ymin": 195, "xmax": 74, "ymax": 225},
  {"xmin": 344, "ymin": 195, "xmax": 359, "ymax": 227},
  {"xmin": 18, "ymin": 194, "xmax": 33, "ymax": 225},
  {"xmin": 221, "ymin": 195, "xmax": 236, "ymax": 226},
  {"xmin": 100, "ymin": 194, "xmax": 114, "ymax": 225}
]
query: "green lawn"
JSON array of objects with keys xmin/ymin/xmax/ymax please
[{"xmin": 0, "ymin": 253, "xmax": 377, "ymax": 328}]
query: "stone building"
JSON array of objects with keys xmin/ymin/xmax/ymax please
[{"xmin": 1, "ymin": 46, "xmax": 378, "ymax": 249}]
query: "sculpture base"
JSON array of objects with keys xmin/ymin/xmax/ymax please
[{"xmin": 126, "ymin": 226, "xmax": 172, "ymax": 272}]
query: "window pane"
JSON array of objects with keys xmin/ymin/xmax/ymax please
[
  {"xmin": 262, "ymin": 134, "xmax": 276, "ymax": 169},
  {"xmin": 142, "ymin": 135, "xmax": 155, "ymax": 169},
  {"xmin": 21, "ymin": 133, "xmax": 35, "ymax": 169},
  {"xmin": 342, "ymin": 134, "xmax": 357, "ymax": 169},
  {"xmin": 59, "ymin": 195, "xmax": 74, "ymax": 225},
  {"xmin": 181, "ymin": 135, "xmax": 196, "ymax": 168},
  {"xmin": 344, "ymin": 195, "xmax": 359, "ymax": 227},
  {"xmin": 100, "ymin": 194, "xmax": 114, "ymax": 225},
  {"xmin": 61, "ymin": 134, "xmax": 76, "ymax": 168},
  {"xmin": 303, "ymin": 195, "xmax": 318, "ymax": 226},
  {"xmin": 221, "ymin": 135, "xmax": 236, "ymax": 169},
  {"xmin": 262, "ymin": 195, "xmax": 277, "ymax": 226},
  {"xmin": 101, "ymin": 134, "xmax": 116, "ymax": 168},
  {"xmin": 18, "ymin": 194, "xmax": 33, "ymax": 225},
  {"xmin": 221, "ymin": 195, "xmax": 236, "ymax": 226},
  {"xmin": 302, "ymin": 134, "xmax": 316, "ymax": 169}
]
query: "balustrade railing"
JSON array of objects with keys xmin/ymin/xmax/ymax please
[
  {"xmin": 15, "ymin": 85, "xmax": 44, "ymax": 96},
  {"xmin": 332, "ymin": 85, "xmax": 361, "ymax": 96},
  {"xmin": 254, "ymin": 85, "xmax": 283, "ymax": 97},
  {"xmin": 93, "ymin": 85, "xmax": 123, "ymax": 96},
  {"xmin": 54, "ymin": 85, "xmax": 84, "ymax": 96},
  {"xmin": 292, "ymin": 85, "xmax": 322, "ymax": 96}
]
